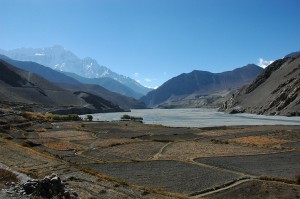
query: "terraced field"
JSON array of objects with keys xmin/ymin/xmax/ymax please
[{"xmin": 0, "ymin": 116, "xmax": 299, "ymax": 198}]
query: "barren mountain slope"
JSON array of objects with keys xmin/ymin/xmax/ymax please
[
  {"xmin": 141, "ymin": 64, "xmax": 262, "ymax": 107},
  {"xmin": 0, "ymin": 60, "xmax": 124, "ymax": 114},
  {"xmin": 220, "ymin": 54, "xmax": 300, "ymax": 116}
]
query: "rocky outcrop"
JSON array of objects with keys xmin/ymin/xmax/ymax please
[
  {"xmin": 9, "ymin": 174, "xmax": 79, "ymax": 199},
  {"xmin": 220, "ymin": 53, "xmax": 300, "ymax": 116}
]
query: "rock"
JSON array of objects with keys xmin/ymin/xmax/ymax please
[
  {"xmin": 72, "ymin": 191, "xmax": 78, "ymax": 197},
  {"xmin": 18, "ymin": 174, "xmax": 79, "ymax": 198},
  {"xmin": 64, "ymin": 191, "xmax": 71, "ymax": 198},
  {"xmin": 228, "ymin": 106, "xmax": 245, "ymax": 114}
]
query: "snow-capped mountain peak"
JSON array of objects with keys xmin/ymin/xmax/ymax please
[{"xmin": 0, "ymin": 45, "xmax": 152, "ymax": 95}]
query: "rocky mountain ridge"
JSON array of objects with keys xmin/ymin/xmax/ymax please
[
  {"xmin": 220, "ymin": 53, "xmax": 300, "ymax": 116},
  {"xmin": 141, "ymin": 64, "xmax": 263, "ymax": 108}
]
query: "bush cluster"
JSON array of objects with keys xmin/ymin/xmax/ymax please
[
  {"xmin": 121, "ymin": 114, "xmax": 143, "ymax": 121},
  {"xmin": 21, "ymin": 112, "xmax": 81, "ymax": 121}
]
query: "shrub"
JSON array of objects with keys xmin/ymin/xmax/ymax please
[
  {"xmin": 121, "ymin": 114, "xmax": 131, "ymax": 120},
  {"xmin": 21, "ymin": 112, "xmax": 81, "ymax": 121},
  {"xmin": 86, "ymin": 115, "xmax": 93, "ymax": 121},
  {"xmin": 0, "ymin": 168, "xmax": 18, "ymax": 182},
  {"xmin": 121, "ymin": 114, "xmax": 143, "ymax": 121}
]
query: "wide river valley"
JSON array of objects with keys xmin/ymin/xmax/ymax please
[{"xmin": 87, "ymin": 109, "xmax": 300, "ymax": 128}]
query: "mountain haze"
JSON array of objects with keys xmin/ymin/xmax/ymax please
[
  {"xmin": 141, "ymin": 64, "xmax": 263, "ymax": 107},
  {"xmin": 60, "ymin": 83, "xmax": 146, "ymax": 110},
  {"xmin": 0, "ymin": 60, "xmax": 124, "ymax": 114},
  {"xmin": 63, "ymin": 71, "xmax": 143, "ymax": 99},
  {"xmin": 0, "ymin": 55, "xmax": 146, "ymax": 109},
  {"xmin": 0, "ymin": 54, "xmax": 81, "ymax": 85},
  {"xmin": 0, "ymin": 45, "xmax": 152, "ymax": 97}
]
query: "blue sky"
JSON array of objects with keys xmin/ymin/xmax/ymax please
[{"xmin": 1, "ymin": 0, "xmax": 300, "ymax": 88}]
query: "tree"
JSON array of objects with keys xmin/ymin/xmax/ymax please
[
  {"xmin": 86, "ymin": 115, "xmax": 93, "ymax": 121},
  {"xmin": 121, "ymin": 114, "xmax": 131, "ymax": 120}
]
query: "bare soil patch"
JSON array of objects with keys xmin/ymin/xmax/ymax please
[
  {"xmin": 207, "ymin": 179, "xmax": 300, "ymax": 199},
  {"xmin": 43, "ymin": 141, "xmax": 84, "ymax": 151},
  {"xmin": 87, "ymin": 160, "xmax": 242, "ymax": 195},
  {"xmin": 229, "ymin": 136, "xmax": 286, "ymax": 147},
  {"xmin": 195, "ymin": 151, "xmax": 300, "ymax": 179},
  {"xmin": 38, "ymin": 130, "xmax": 92, "ymax": 141},
  {"xmin": 160, "ymin": 141, "xmax": 274, "ymax": 161},
  {"xmin": 282, "ymin": 141, "xmax": 300, "ymax": 149},
  {"xmin": 1, "ymin": 111, "xmax": 299, "ymax": 199},
  {"xmin": 72, "ymin": 138, "xmax": 137, "ymax": 148},
  {"xmin": 84, "ymin": 141, "xmax": 166, "ymax": 161},
  {"xmin": 140, "ymin": 133, "xmax": 201, "ymax": 142}
]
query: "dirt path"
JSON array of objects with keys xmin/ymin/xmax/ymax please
[
  {"xmin": 191, "ymin": 178, "xmax": 252, "ymax": 198},
  {"xmin": 151, "ymin": 142, "xmax": 172, "ymax": 160}
]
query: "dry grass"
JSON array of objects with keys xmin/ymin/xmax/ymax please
[
  {"xmin": 21, "ymin": 112, "xmax": 81, "ymax": 122},
  {"xmin": 229, "ymin": 136, "xmax": 286, "ymax": 147},
  {"xmin": 95, "ymin": 141, "xmax": 166, "ymax": 161},
  {"xmin": 43, "ymin": 141, "xmax": 83, "ymax": 151},
  {"xmin": 160, "ymin": 141, "xmax": 274, "ymax": 161},
  {"xmin": 85, "ymin": 138, "xmax": 138, "ymax": 148},
  {"xmin": 259, "ymin": 175, "xmax": 297, "ymax": 185},
  {"xmin": 0, "ymin": 168, "xmax": 18, "ymax": 182},
  {"xmin": 38, "ymin": 130, "xmax": 92, "ymax": 141}
]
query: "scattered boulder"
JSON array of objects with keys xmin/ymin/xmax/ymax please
[{"xmin": 18, "ymin": 174, "xmax": 79, "ymax": 199}]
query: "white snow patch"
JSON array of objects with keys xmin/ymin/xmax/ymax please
[
  {"xmin": 54, "ymin": 63, "xmax": 65, "ymax": 71},
  {"xmin": 100, "ymin": 69, "xmax": 109, "ymax": 77},
  {"xmin": 258, "ymin": 58, "xmax": 273, "ymax": 68},
  {"xmin": 144, "ymin": 85, "xmax": 157, "ymax": 89},
  {"xmin": 35, "ymin": 53, "xmax": 45, "ymax": 56}
]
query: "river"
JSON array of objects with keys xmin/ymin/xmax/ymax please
[{"xmin": 86, "ymin": 108, "xmax": 300, "ymax": 128}]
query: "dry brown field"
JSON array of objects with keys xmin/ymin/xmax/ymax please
[{"xmin": 0, "ymin": 115, "xmax": 299, "ymax": 198}]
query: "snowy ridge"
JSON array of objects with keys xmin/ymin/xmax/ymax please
[{"xmin": 1, "ymin": 45, "xmax": 152, "ymax": 96}]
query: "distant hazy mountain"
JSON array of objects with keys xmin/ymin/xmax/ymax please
[
  {"xmin": 0, "ymin": 45, "xmax": 152, "ymax": 96},
  {"xmin": 63, "ymin": 71, "xmax": 143, "ymax": 99},
  {"xmin": 141, "ymin": 64, "xmax": 263, "ymax": 107},
  {"xmin": 0, "ymin": 54, "xmax": 81, "ymax": 85},
  {"xmin": 220, "ymin": 53, "xmax": 300, "ymax": 116},
  {"xmin": 0, "ymin": 60, "xmax": 124, "ymax": 114},
  {"xmin": 0, "ymin": 55, "xmax": 146, "ymax": 110},
  {"xmin": 60, "ymin": 83, "xmax": 146, "ymax": 110}
]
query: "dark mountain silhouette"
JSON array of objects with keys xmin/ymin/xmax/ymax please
[
  {"xmin": 220, "ymin": 53, "xmax": 300, "ymax": 116},
  {"xmin": 0, "ymin": 60, "xmax": 124, "ymax": 114},
  {"xmin": 141, "ymin": 64, "xmax": 263, "ymax": 107}
]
